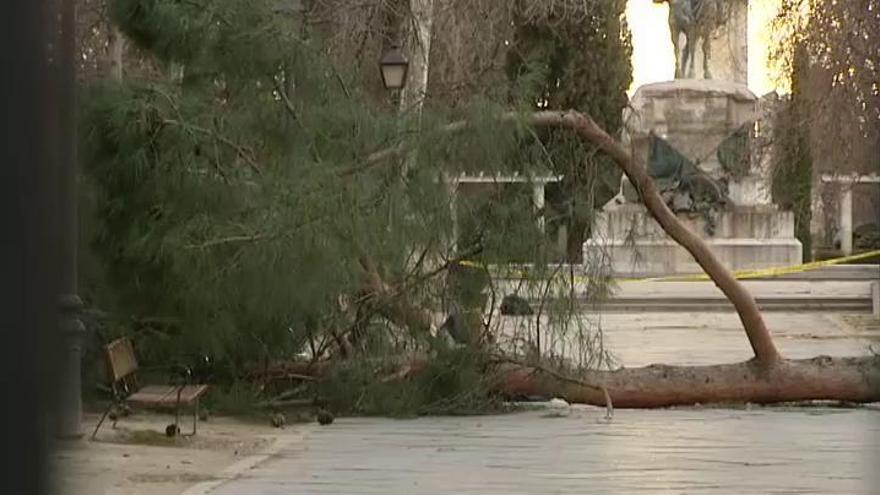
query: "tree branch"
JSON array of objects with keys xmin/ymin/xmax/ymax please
[
  {"xmin": 362, "ymin": 110, "xmax": 781, "ymax": 366},
  {"xmin": 162, "ymin": 118, "xmax": 262, "ymax": 174}
]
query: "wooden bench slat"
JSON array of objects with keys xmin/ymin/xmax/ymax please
[
  {"xmin": 174, "ymin": 384, "xmax": 210, "ymax": 403},
  {"xmin": 127, "ymin": 384, "xmax": 209, "ymax": 406}
]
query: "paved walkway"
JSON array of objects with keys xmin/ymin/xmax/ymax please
[
  {"xmin": 210, "ymin": 408, "xmax": 880, "ymax": 494},
  {"xmin": 504, "ymin": 311, "xmax": 878, "ymax": 368},
  {"xmin": 202, "ymin": 311, "xmax": 880, "ymax": 494},
  {"xmin": 596, "ymin": 312, "xmax": 877, "ymax": 366}
]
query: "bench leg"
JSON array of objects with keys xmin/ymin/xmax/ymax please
[
  {"xmin": 181, "ymin": 398, "xmax": 199, "ymax": 437},
  {"xmin": 175, "ymin": 392, "xmax": 182, "ymax": 431},
  {"xmin": 192, "ymin": 397, "xmax": 199, "ymax": 436},
  {"xmin": 90, "ymin": 402, "xmax": 114, "ymax": 440}
]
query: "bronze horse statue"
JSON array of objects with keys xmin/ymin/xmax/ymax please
[{"xmin": 653, "ymin": 0, "xmax": 727, "ymax": 79}]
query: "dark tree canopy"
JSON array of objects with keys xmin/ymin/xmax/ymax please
[{"xmin": 505, "ymin": 0, "xmax": 632, "ymax": 261}]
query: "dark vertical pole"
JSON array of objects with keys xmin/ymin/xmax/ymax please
[
  {"xmin": 55, "ymin": 0, "xmax": 86, "ymax": 439},
  {"xmin": 1, "ymin": 0, "xmax": 56, "ymax": 493}
]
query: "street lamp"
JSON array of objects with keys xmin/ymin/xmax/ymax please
[{"xmin": 379, "ymin": 44, "xmax": 409, "ymax": 91}]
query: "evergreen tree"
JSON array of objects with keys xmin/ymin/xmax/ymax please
[
  {"xmin": 771, "ymin": 44, "xmax": 813, "ymax": 260},
  {"xmin": 505, "ymin": 0, "xmax": 633, "ymax": 261},
  {"xmin": 82, "ymin": 0, "xmax": 548, "ymax": 373}
]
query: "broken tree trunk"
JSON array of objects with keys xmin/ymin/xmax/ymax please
[
  {"xmin": 524, "ymin": 111, "xmax": 780, "ymax": 366},
  {"xmin": 245, "ymin": 354, "xmax": 880, "ymax": 407},
  {"xmin": 359, "ymin": 255, "xmax": 433, "ymax": 335},
  {"xmin": 364, "ymin": 110, "xmax": 779, "ymax": 364},
  {"xmin": 350, "ymin": 109, "xmax": 880, "ymax": 407},
  {"xmin": 499, "ymin": 356, "xmax": 880, "ymax": 408}
]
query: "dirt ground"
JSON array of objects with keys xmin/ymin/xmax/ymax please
[{"xmin": 52, "ymin": 410, "xmax": 290, "ymax": 495}]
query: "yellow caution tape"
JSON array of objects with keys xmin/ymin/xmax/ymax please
[
  {"xmin": 642, "ymin": 248, "xmax": 880, "ymax": 283},
  {"xmin": 456, "ymin": 248, "xmax": 880, "ymax": 284}
]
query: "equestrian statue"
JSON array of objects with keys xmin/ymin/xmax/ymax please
[{"xmin": 653, "ymin": 0, "xmax": 728, "ymax": 79}]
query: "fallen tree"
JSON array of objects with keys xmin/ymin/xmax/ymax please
[
  {"xmin": 247, "ymin": 353, "xmax": 880, "ymax": 408},
  {"xmin": 354, "ymin": 109, "xmax": 880, "ymax": 407},
  {"xmin": 499, "ymin": 356, "xmax": 880, "ymax": 408},
  {"xmin": 89, "ymin": 0, "xmax": 878, "ymax": 410}
]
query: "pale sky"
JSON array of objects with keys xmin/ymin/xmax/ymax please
[{"xmin": 626, "ymin": 0, "xmax": 781, "ymax": 96}]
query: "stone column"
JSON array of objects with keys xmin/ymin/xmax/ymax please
[
  {"xmin": 840, "ymin": 187, "xmax": 853, "ymax": 255},
  {"xmin": 872, "ymin": 281, "xmax": 880, "ymax": 319},
  {"xmin": 533, "ymin": 183, "xmax": 545, "ymax": 233},
  {"xmin": 447, "ymin": 177, "xmax": 459, "ymax": 255},
  {"xmin": 557, "ymin": 224, "xmax": 568, "ymax": 261}
]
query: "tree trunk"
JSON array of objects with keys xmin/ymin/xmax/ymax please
[
  {"xmin": 399, "ymin": 0, "xmax": 435, "ymax": 113},
  {"xmin": 399, "ymin": 111, "xmax": 780, "ymax": 363},
  {"xmin": 498, "ymin": 356, "xmax": 880, "ymax": 408},
  {"xmin": 359, "ymin": 256, "xmax": 433, "ymax": 335},
  {"xmin": 247, "ymin": 355, "xmax": 880, "ymax": 408},
  {"xmin": 526, "ymin": 111, "xmax": 781, "ymax": 366}
]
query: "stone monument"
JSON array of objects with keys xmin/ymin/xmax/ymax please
[{"xmin": 584, "ymin": 1, "xmax": 802, "ymax": 276}]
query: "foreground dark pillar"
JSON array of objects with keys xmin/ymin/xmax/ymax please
[
  {"xmin": 54, "ymin": 0, "xmax": 86, "ymax": 439},
  {"xmin": 1, "ymin": 0, "xmax": 57, "ymax": 492}
]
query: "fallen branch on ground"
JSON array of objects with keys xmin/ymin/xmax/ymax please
[
  {"xmin": 243, "ymin": 353, "xmax": 880, "ymax": 410},
  {"xmin": 498, "ymin": 355, "xmax": 880, "ymax": 408},
  {"xmin": 491, "ymin": 355, "xmax": 611, "ymax": 420}
]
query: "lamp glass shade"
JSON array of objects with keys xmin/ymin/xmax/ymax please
[
  {"xmin": 379, "ymin": 45, "xmax": 409, "ymax": 90},
  {"xmin": 380, "ymin": 63, "xmax": 408, "ymax": 90}
]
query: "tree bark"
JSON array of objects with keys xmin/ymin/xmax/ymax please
[
  {"xmin": 247, "ymin": 354, "xmax": 880, "ymax": 408},
  {"xmin": 498, "ymin": 355, "xmax": 880, "ymax": 408},
  {"xmin": 359, "ymin": 256, "xmax": 433, "ymax": 335},
  {"xmin": 399, "ymin": 0, "xmax": 435, "ymax": 113}
]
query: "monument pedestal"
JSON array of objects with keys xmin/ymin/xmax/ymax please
[
  {"xmin": 585, "ymin": 204, "xmax": 803, "ymax": 277},
  {"xmin": 585, "ymin": 80, "xmax": 802, "ymax": 276}
]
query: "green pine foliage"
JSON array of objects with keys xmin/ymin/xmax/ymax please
[
  {"xmin": 82, "ymin": 0, "xmax": 547, "ymax": 370},
  {"xmin": 81, "ymin": 1, "xmax": 632, "ymax": 414}
]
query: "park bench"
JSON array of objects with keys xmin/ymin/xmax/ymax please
[{"xmin": 91, "ymin": 337, "xmax": 209, "ymax": 440}]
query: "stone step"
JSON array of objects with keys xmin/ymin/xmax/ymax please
[
  {"xmin": 603, "ymin": 264, "xmax": 880, "ymax": 281},
  {"xmin": 580, "ymin": 297, "xmax": 872, "ymax": 313}
]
